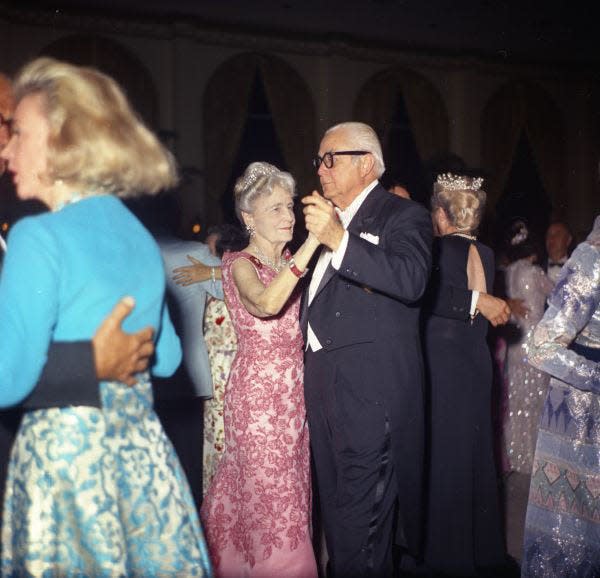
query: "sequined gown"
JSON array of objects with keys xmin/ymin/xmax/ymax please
[
  {"xmin": 200, "ymin": 252, "xmax": 317, "ymax": 578},
  {"xmin": 503, "ymin": 259, "xmax": 554, "ymax": 473},
  {"xmin": 521, "ymin": 216, "xmax": 600, "ymax": 577},
  {"xmin": 202, "ymin": 296, "xmax": 237, "ymax": 495}
]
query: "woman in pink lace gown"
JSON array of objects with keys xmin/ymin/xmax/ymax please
[{"xmin": 201, "ymin": 162, "xmax": 320, "ymax": 578}]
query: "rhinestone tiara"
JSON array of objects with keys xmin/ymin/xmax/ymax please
[
  {"xmin": 245, "ymin": 162, "xmax": 278, "ymax": 186},
  {"xmin": 436, "ymin": 172, "xmax": 483, "ymax": 191}
]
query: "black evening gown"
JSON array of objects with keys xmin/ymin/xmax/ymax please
[{"xmin": 422, "ymin": 234, "xmax": 507, "ymax": 576}]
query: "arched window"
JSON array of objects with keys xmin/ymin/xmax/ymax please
[
  {"xmin": 482, "ymin": 80, "xmax": 565, "ymax": 246},
  {"xmin": 220, "ymin": 71, "xmax": 287, "ymax": 222},
  {"xmin": 495, "ymin": 131, "xmax": 551, "ymax": 245},
  {"xmin": 354, "ymin": 67, "xmax": 449, "ymax": 204},
  {"xmin": 203, "ymin": 53, "xmax": 316, "ymax": 226}
]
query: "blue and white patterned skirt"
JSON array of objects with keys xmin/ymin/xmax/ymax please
[{"xmin": 1, "ymin": 377, "xmax": 212, "ymax": 577}]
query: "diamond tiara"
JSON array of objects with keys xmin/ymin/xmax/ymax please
[{"xmin": 436, "ymin": 172, "xmax": 483, "ymax": 191}]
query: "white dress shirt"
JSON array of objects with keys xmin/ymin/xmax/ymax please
[
  {"xmin": 306, "ymin": 180, "xmax": 379, "ymax": 352},
  {"xmin": 546, "ymin": 257, "xmax": 567, "ymax": 284}
]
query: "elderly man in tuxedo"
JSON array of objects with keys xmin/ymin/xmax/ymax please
[{"xmin": 302, "ymin": 122, "xmax": 432, "ymax": 577}]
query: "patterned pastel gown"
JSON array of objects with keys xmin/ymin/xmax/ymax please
[
  {"xmin": 201, "ymin": 252, "xmax": 317, "ymax": 578},
  {"xmin": 202, "ymin": 296, "xmax": 237, "ymax": 495},
  {"xmin": 3, "ymin": 377, "xmax": 211, "ymax": 578}
]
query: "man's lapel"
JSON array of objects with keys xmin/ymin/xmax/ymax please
[
  {"xmin": 346, "ymin": 184, "xmax": 384, "ymax": 237},
  {"xmin": 308, "ymin": 184, "xmax": 387, "ymax": 307}
]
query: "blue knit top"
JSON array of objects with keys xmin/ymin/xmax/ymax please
[{"xmin": 0, "ymin": 194, "xmax": 181, "ymax": 407}]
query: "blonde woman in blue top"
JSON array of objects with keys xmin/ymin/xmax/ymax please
[{"xmin": 0, "ymin": 58, "xmax": 211, "ymax": 577}]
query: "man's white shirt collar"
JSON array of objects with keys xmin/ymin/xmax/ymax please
[
  {"xmin": 306, "ymin": 179, "xmax": 379, "ymax": 352},
  {"xmin": 336, "ymin": 179, "xmax": 379, "ymax": 229}
]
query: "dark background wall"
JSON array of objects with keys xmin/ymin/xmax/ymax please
[{"xmin": 1, "ymin": 0, "xmax": 599, "ymax": 247}]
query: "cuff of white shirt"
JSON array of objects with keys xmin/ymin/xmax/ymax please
[
  {"xmin": 470, "ymin": 290, "xmax": 480, "ymax": 316},
  {"xmin": 331, "ymin": 230, "xmax": 349, "ymax": 270}
]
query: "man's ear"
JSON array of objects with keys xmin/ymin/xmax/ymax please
[{"xmin": 360, "ymin": 153, "xmax": 376, "ymax": 178}]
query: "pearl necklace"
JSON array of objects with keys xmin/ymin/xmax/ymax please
[
  {"xmin": 448, "ymin": 232, "xmax": 477, "ymax": 241},
  {"xmin": 249, "ymin": 243, "xmax": 288, "ymax": 272}
]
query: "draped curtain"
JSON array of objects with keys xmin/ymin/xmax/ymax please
[
  {"xmin": 203, "ymin": 53, "xmax": 317, "ymax": 224},
  {"xmin": 481, "ymin": 81, "xmax": 565, "ymax": 216},
  {"xmin": 203, "ymin": 56, "xmax": 255, "ymax": 224},
  {"xmin": 353, "ymin": 67, "xmax": 449, "ymax": 170}
]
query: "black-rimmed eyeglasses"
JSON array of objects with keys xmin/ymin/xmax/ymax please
[
  {"xmin": 0, "ymin": 113, "xmax": 12, "ymax": 135},
  {"xmin": 312, "ymin": 150, "xmax": 369, "ymax": 169}
]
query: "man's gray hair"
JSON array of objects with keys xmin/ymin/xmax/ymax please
[{"xmin": 325, "ymin": 122, "xmax": 385, "ymax": 178}]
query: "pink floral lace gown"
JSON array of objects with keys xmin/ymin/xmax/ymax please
[{"xmin": 201, "ymin": 251, "xmax": 317, "ymax": 578}]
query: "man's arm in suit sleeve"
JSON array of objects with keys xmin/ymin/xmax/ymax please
[
  {"xmin": 425, "ymin": 283, "xmax": 510, "ymax": 326},
  {"xmin": 340, "ymin": 202, "xmax": 433, "ymax": 304},
  {"xmin": 22, "ymin": 341, "xmax": 99, "ymax": 409},
  {"xmin": 425, "ymin": 283, "xmax": 472, "ymax": 320}
]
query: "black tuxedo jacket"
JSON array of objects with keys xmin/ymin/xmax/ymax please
[{"xmin": 303, "ymin": 183, "xmax": 433, "ymax": 554}]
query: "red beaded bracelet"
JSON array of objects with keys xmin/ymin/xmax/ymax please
[{"xmin": 288, "ymin": 258, "xmax": 307, "ymax": 278}]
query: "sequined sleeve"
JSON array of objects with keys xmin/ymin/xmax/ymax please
[{"xmin": 526, "ymin": 236, "xmax": 600, "ymax": 392}]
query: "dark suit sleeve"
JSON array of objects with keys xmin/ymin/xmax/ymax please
[
  {"xmin": 340, "ymin": 201, "xmax": 432, "ymax": 304},
  {"xmin": 20, "ymin": 342, "xmax": 101, "ymax": 410},
  {"xmin": 425, "ymin": 283, "xmax": 472, "ymax": 320}
]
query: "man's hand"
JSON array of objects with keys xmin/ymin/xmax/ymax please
[
  {"xmin": 506, "ymin": 298, "xmax": 529, "ymax": 320},
  {"xmin": 172, "ymin": 255, "xmax": 213, "ymax": 286},
  {"xmin": 476, "ymin": 293, "xmax": 511, "ymax": 327},
  {"xmin": 93, "ymin": 297, "xmax": 154, "ymax": 386},
  {"xmin": 302, "ymin": 191, "xmax": 345, "ymax": 252}
]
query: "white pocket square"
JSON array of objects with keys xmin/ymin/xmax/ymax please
[{"xmin": 359, "ymin": 232, "xmax": 379, "ymax": 245}]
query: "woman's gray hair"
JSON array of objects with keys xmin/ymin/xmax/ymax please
[
  {"xmin": 431, "ymin": 174, "xmax": 486, "ymax": 233},
  {"xmin": 325, "ymin": 122, "xmax": 385, "ymax": 178},
  {"xmin": 234, "ymin": 161, "xmax": 295, "ymax": 222}
]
